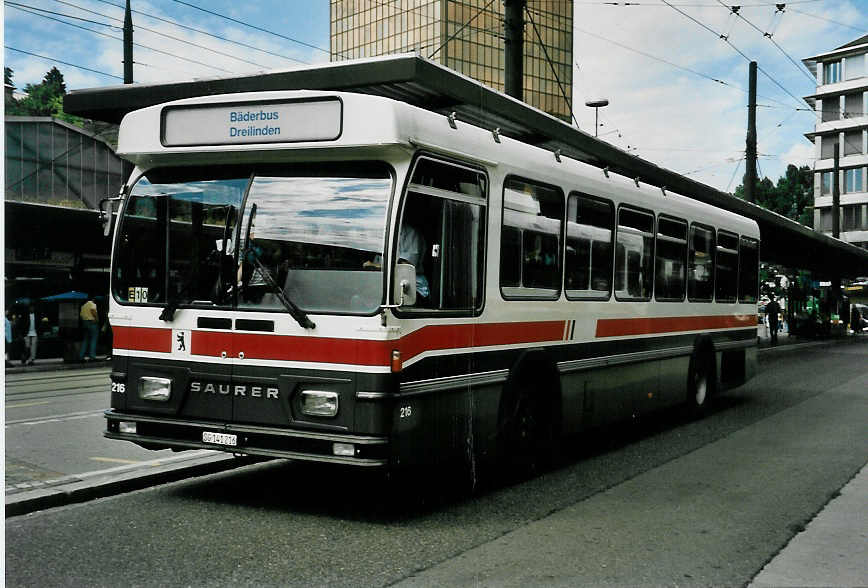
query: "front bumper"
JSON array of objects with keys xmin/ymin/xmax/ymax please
[{"xmin": 105, "ymin": 410, "xmax": 390, "ymax": 467}]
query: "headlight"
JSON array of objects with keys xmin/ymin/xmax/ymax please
[
  {"xmin": 139, "ymin": 377, "xmax": 171, "ymax": 402},
  {"xmin": 300, "ymin": 390, "xmax": 339, "ymax": 417}
]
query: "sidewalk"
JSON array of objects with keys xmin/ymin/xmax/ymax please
[
  {"xmin": 751, "ymin": 464, "xmax": 868, "ymax": 587},
  {"xmin": 5, "ymin": 354, "xmax": 112, "ymax": 375}
]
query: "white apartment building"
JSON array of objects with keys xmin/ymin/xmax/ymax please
[{"xmin": 803, "ymin": 34, "xmax": 868, "ymax": 250}]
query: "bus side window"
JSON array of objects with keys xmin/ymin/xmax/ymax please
[
  {"xmin": 738, "ymin": 236, "xmax": 759, "ymax": 303},
  {"xmin": 500, "ymin": 226, "xmax": 521, "ymax": 287},
  {"xmin": 716, "ymin": 230, "xmax": 739, "ymax": 302},
  {"xmin": 655, "ymin": 215, "xmax": 687, "ymax": 302},
  {"xmin": 565, "ymin": 193, "xmax": 613, "ymax": 300},
  {"xmin": 688, "ymin": 224, "xmax": 715, "ymax": 302},
  {"xmin": 400, "ymin": 157, "xmax": 487, "ymax": 312},
  {"xmin": 500, "ymin": 177, "xmax": 564, "ymax": 299},
  {"xmin": 615, "ymin": 207, "xmax": 654, "ymax": 301}
]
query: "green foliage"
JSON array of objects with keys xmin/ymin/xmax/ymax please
[
  {"xmin": 735, "ymin": 164, "xmax": 813, "ymax": 228},
  {"xmin": 5, "ymin": 66, "xmax": 83, "ymax": 125}
]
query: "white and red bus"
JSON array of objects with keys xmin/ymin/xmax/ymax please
[{"xmin": 103, "ymin": 88, "xmax": 759, "ymax": 473}]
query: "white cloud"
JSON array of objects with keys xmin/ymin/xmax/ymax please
[{"xmin": 572, "ymin": 1, "xmax": 866, "ymax": 192}]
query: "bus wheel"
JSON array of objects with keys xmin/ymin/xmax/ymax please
[
  {"xmin": 501, "ymin": 378, "xmax": 554, "ymax": 478},
  {"xmin": 687, "ymin": 341, "xmax": 716, "ymax": 414}
]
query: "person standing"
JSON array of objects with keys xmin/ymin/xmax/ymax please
[
  {"xmin": 23, "ymin": 303, "xmax": 38, "ymax": 365},
  {"xmin": 5, "ymin": 309, "xmax": 13, "ymax": 368},
  {"xmin": 766, "ymin": 294, "xmax": 781, "ymax": 345},
  {"xmin": 79, "ymin": 297, "xmax": 99, "ymax": 362}
]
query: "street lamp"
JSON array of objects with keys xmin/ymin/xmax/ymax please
[{"xmin": 585, "ymin": 99, "xmax": 609, "ymax": 137}]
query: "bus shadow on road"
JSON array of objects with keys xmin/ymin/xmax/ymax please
[{"xmin": 168, "ymin": 394, "xmax": 753, "ymax": 522}]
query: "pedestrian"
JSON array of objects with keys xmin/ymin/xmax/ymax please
[
  {"xmin": 5, "ymin": 309, "xmax": 13, "ymax": 368},
  {"xmin": 79, "ymin": 297, "xmax": 99, "ymax": 362},
  {"xmin": 853, "ymin": 305, "xmax": 863, "ymax": 335},
  {"xmin": 22, "ymin": 303, "xmax": 38, "ymax": 365},
  {"xmin": 766, "ymin": 294, "xmax": 781, "ymax": 345}
]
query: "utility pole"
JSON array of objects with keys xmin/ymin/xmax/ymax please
[
  {"xmin": 745, "ymin": 61, "xmax": 757, "ymax": 203},
  {"xmin": 124, "ymin": 0, "xmax": 133, "ymax": 84},
  {"xmin": 832, "ymin": 142, "xmax": 841, "ymax": 320},
  {"xmin": 833, "ymin": 143, "xmax": 840, "ymax": 239},
  {"xmin": 504, "ymin": 0, "xmax": 525, "ymax": 101}
]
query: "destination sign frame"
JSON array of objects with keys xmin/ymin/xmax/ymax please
[{"xmin": 160, "ymin": 97, "xmax": 343, "ymax": 147}]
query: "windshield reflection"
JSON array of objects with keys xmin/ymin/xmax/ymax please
[{"xmin": 112, "ymin": 164, "xmax": 392, "ymax": 314}]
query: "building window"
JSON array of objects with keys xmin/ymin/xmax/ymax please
[
  {"xmin": 821, "ymin": 171, "xmax": 832, "ymax": 195},
  {"xmin": 821, "ymin": 135, "xmax": 838, "ymax": 159},
  {"xmin": 844, "ymin": 130, "xmax": 863, "ymax": 156},
  {"xmin": 819, "ymin": 208, "xmax": 833, "ymax": 232},
  {"xmin": 844, "ymin": 168, "xmax": 864, "ymax": 193},
  {"xmin": 822, "ymin": 98, "xmax": 839, "ymax": 122},
  {"xmin": 825, "ymin": 60, "xmax": 841, "ymax": 84},
  {"xmin": 844, "ymin": 92, "xmax": 863, "ymax": 119},
  {"xmin": 843, "ymin": 205, "xmax": 864, "ymax": 231},
  {"xmin": 845, "ymin": 53, "xmax": 865, "ymax": 81}
]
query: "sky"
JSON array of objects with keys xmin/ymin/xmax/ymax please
[{"xmin": 3, "ymin": 0, "xmax": 867, "ymax": 193}]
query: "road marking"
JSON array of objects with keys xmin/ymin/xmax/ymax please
[
  {"xmin": 5, "ymin": 400, "xmax": 52, "ymax": 408},
  {"xmin": 5, "ymin": 410, "xmax": 105, "ymax": 427},
  {"xmin": 74, "ymin": 450, "xmax": 220, "ymax": 479},
  {"xmin": 90, "ymin": 457, "xmax": 143, "ymax": 465}
]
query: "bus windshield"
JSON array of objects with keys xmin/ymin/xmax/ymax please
[{"xmin": 112, "ymin": 163, "xmax": 392, "ymax": 315}]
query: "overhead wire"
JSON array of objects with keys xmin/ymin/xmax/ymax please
[
  {"xmin": 9, "ymin": 3, "xmax": 236, "ymax": 74},
  {"xmin": 88, "ymin": 0, "xmax": 307, "ymax": 65},
  {"xmin": 19, "ymin": 0, "xmax": 270, "ymax": 69},
  {"xmin": 788, "ymin": 7, "xmax": 868, "ymax": 34},
  {"xmin": 5, "ymin": 44, "xmax": 123, "ymax": 80},
  {"xmin": 524, "ymin": 5, "xmax": 578, "ymax": 127},
  {"xmin": 428, "ymin": 0, "xmax": 498, "ymax": 59},
  {"xmin": 170, "ymin": 0, "xmax": 328, "ymax": 56},
  {"xmin": 716, "ymin": 1, "xmax": 817, "ymax": 85}
]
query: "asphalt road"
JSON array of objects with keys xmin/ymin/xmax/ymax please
[
  {"xmin": 4, "ymin": 367, "xmax": 186, "ymax": 486},
  {"xmin": 5, "ymin": 340, "xmax": 867, "ymax": 587}
]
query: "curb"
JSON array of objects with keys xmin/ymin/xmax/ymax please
[
  {"xmin": 758, "ymin": 335, "xmax": 864, "ymax": 355},
  {"xmin": 5, "ymin": 452, "xmax": 255, "ymax": 518}
]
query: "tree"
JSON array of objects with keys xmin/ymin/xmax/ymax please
[
  {"xmin": 8, "ymin": 66, "xmax": 83, "ymax": 124},
  {"xmin": 734, "ymin": 164, "xmax": 813, "ymax": 228}
]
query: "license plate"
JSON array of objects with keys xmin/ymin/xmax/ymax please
[{"xmin": 202, "ymin": 431, "xmax": 237, "ymax": 446}]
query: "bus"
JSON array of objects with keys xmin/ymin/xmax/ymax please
[{"xmin": 102, "ymin": 89, "xmax": 759, "ymax": 477}]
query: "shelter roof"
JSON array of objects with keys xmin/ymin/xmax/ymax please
[{"xmin": 64, "ymin": 55, "xmax": 868, "ymax": 275}]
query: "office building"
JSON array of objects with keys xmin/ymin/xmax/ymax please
[
  {"xmin": 329, "ymin": 0, "xmax": 573, "ymax": 122},
  {"xmin": 803, "ymin": 35, "xmax": 868, "ymax": 249}
]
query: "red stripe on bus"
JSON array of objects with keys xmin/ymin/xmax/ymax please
[
  {"xmin": 396, "ymin": 321, "xmax": 567, "ymax": 361},
  {"xmin": 595, "ymin": 314, "xmax": 755, "ymax": 338},
  {"xmin": 115, "ymin": 321, "xmax": 568, "ymax": 365},
  {"xmin": 112, "ymin": 326, "xmax": 172, "ymax": 353}
]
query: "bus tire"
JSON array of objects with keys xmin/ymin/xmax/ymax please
[
  {"xmin": 686, "ymin": 337, "xmax": 716, "ymax": 414},
  {"xmin": 498, "ymin": 355, "xmax": 559, "ymax": 478}
]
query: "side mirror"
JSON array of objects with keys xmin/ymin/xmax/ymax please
[
  {"xmin": 394, "ymin": 263, "xmax": 417, "ymax": 307},
  {"xmin": 99, "ymin": 195, "xmax": 122, "ymax": 237}
]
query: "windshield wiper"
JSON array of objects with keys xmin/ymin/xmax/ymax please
[{"xmin": 248, "ymin": 255, "xmax": 316, "ymax": 330}]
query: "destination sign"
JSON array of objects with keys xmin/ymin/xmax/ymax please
[{"xmin": 162, "ymin": 98, "xmax": 342, "ymax": 147}]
